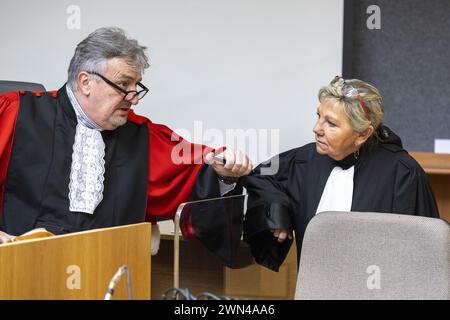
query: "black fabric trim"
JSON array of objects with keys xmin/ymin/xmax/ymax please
[
  {"xmin": 246, "ymin": 230, "xmax": 293, "ymax": 272},
  {"xmin": 243, "ymin": 203, "xmax": 292, "ymax": 239},
  {"xmin": 243, "ymin": 203, "xmax": 293, "ymax": 272},
  {"xmin": 188, "ymin": 164, "xmax": 250, "ymax": 268}
]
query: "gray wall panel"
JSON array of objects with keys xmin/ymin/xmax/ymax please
[{"xmin": 349, "ymin": 0, "xmax": 450, "ymax": 151}]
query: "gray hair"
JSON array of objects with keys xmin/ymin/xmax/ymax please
[
  {"xmin": 67, "ymin": 27, "xmax": 150, "ymax": 90},
  {"xmin": 318, "ymin": 77, "xmax": 384, "ymax": 141}
]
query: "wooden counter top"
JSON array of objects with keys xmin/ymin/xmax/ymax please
[{"xmin": 410, "ymin": 152, "xmax": 450, "ymax": 175}]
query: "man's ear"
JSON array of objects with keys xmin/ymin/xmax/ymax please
[
  {"xmin": 355, "ymin": 125, "xmax": 374, "ymax": 148},
  {"xmin": 76, "ymin": 71, "xmax": 92, "ymax": 96}
]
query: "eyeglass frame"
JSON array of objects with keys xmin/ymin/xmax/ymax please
[
  {"xmin": 88, "ymin": 71, "xmax": 149, "ymax": 101},
  {"xmin": 331, "ymin": 75, "xmax": 370, "ymax": 119}
]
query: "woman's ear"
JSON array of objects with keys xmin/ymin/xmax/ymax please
[
  {"xmin": 76, "ymin": 71, "xmax": 91, "ymax": 96},
  {"xmin": 355, "ymin": 125, "xmax": 374, "ymax": 148}
]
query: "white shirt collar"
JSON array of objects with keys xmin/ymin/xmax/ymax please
[
  {"xmin": 316, "ymin": 165, "xmax": 355, "ymax": 215},
  {"xmin": 66, "ymin": 85, "xmax": 103, "ymax": 131}
]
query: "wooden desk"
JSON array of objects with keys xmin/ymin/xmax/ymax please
[
  {"xmin": 410, "ymin": 152, "xmax": 450, "ymax": 222},
  {"xmin": 0, "ymin": 223, "xmax": 151, "ymax": 300}
]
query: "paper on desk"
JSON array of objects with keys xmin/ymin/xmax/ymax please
[{"xmin": 434, "ymin": 139, "xmax": 450, "ymax": 154}]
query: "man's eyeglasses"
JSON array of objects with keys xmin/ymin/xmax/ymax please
[
  {"xmin": 88, "ymin": 71, "xmax": 149, "ymax": 101},
  {"xmin": 331, "ymin": 76, "xmax": 369, "ymax": 118}
]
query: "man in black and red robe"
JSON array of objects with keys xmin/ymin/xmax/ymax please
[{"xmin": 0, "ymin": 27, "xmax": 251, "ymax": 255}]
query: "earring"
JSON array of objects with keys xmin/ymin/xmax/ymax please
[{"xmin": 354, "ymin": 149, "xmax": 360, "ymax": 160}]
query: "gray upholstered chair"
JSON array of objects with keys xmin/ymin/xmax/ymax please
[
  {"xmin": 0, "ymin": 80, "xmax": 45, "ymax": 93},
  {"xmin": 295, "ymin": 211, "xmax": 449, "ymax": 300}
]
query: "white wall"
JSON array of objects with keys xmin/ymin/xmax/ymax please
[{"xmin": 0, "ymin": 0, "xmax": 343, "ymax": 164}]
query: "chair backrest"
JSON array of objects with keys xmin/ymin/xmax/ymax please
[
  {"xmin": 295, "ymin": 211, "xmax": 449, "ymax": 300},
  {"xmin": 0, "ymin": 80, "xmax": 45, "ymax": 93}
]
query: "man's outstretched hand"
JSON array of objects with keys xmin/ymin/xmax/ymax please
[{"xmin": 205, "ymin": 148, "xmax": 253, "ymax": 179}]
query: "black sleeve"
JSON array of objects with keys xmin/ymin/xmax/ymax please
[
  {"xmin": 393, "ymin": 159, "xmax": 440, "ymax": 218},
  {"xmin": 187, "ymin": 164, "xmax": 249, "ymax": 268},
  {"xmin": 191, "ymin": 163, "xmax": 243, "ymax": 200},
  {"xmin": 242, "ymin": 150, "xmax": 296, "ymax": 272}
]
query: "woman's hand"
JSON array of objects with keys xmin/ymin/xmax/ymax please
[{"xmin": 271, "ymin": 229, "xmax": 293, "ymax": 243}]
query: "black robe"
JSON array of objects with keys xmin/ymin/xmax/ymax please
[
  {"xmin": 242, "ymin": 126, "xmax": 440, "ymax": 271},
  {"xmin": 188, "ymin": 164, "xmax": 251, "ymax": 268}
]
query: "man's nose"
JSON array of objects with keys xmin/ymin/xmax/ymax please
[{"xmin": 127, "ymin": 94, "xmax": 139, "ymax": 105}]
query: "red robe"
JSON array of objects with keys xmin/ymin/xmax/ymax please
[{"xmin": 128, "ymin": 110, "xmax": 214, "ymax": 222}]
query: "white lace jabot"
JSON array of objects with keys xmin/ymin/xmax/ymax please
[{"xmin": 66, "ymin": 86, "xmax": 106, "ymax": 214}]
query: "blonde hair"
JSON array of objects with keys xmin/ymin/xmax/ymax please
[{"xmin": 318, "ymin": 77, "xmax": 384, "ymax": 141}]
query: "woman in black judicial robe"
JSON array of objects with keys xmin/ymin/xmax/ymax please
[{"xmin": 243, "ymin": 76, "xmax": 440, "ymax": 272}]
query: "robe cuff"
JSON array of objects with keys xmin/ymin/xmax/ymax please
[
  {"xmin": 244, "ymin": 203, "xmax": 292, "ymax": 238},
  {"xmin": 243, "ymin": 203, "xmax": 293, "ymax": 272},
  {"xmin": 218, "ymin": 180, "xmax": 237, "ymax": 196}
]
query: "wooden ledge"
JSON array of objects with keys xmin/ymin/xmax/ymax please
[{"xmin": 410, "ymin": 152, "xmax": 450, "ymax": 175}]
